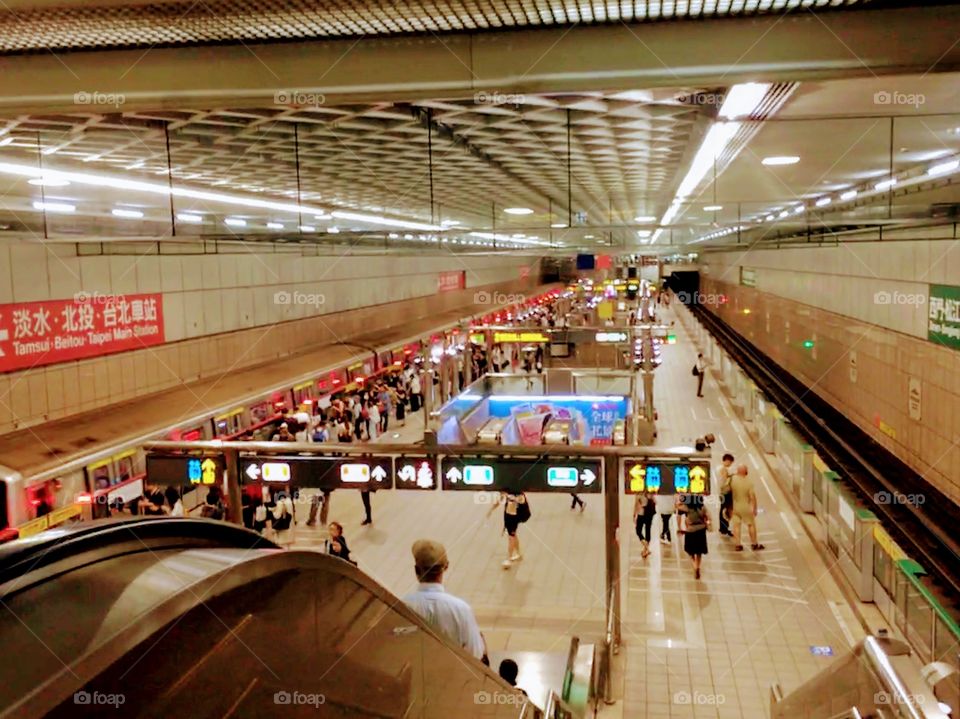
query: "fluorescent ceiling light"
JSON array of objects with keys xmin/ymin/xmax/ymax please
[
  {"xmin": 840, "ymin": 189, "xmax": 858, "ymax": 201},
  {"xmin": 313, "ymin": 214, "xmax": 331, "ymax": 220},
  {"xmin": 0, "ymin": 137, "xmax": 13, "ymax": 147},
  {"xmin": 33, "ymin": 200, "xmax": 75, "ymax": 213},
  {"xmin": 633, "ymin": 215, "xmax": 656, "ymax": 222},
  {"xmin": 330, "ymin": 210, "xmax": 439, "ymax": 231},
  {"xmin": 224, "ymin": 217, "xmax": 247, "ymax": 227},
  {"xmin": 177, "ymin": 213, "xmax": 203, "ymax": 223},
  {"xmin": 441, "ymin": 219, "xmax": 461, "ymax": 226},
  {"xmin": 815, "ymin": 197, "xmax": 832, "ymax": 207},
  {"xmin": 404, "ymin": 233, "xmax": 413, "ymax": 240},
  {"xmin": 793, "ymin": 205, "xmax": 805, "ymax": 214},
  {"xmin": 328, "ymin": 226, "xmax": 340, "ymax": 234},
  {"xmin": 761, "ymin": 156, "xmax": 800, "ymax": 166},
  {"xmin": 778, "ymin": 210, "xmax": 788, "ymax": 218},
  {"xmin": 388, "ymin": 233, "xmax": 399, "ymax": 239},
  {"xmin": 765, "ymin": 214, "xmax": 775, "ymax": 221},
  {"xmin": 636, "ymin": 230, "xmax": 652, "ymax": 238},
  {"xmin": 875, "ymin": 178, "xmax": 897, "ymax": 191},
  {"xmin": 111, "ymin": 208, "xmax": 143, "ymax": 219},
  {"xmin": 674, "ymin": 121, "xmax": 740, "ymax": 199},
  {"xmin": 551, "ymin": 223, "xmax": 567, "ymax": 228},
  {"xmin": 28, "ymin": 177, "xmax": 70, "ymax": 187},
  {"xmin": 928, "ymin": 159, "xmax": 960, "ymax": 177},
  {"xmin": 718, "ymin": 82, "xmax": 770, "ymax": 120},
  {"xmin": 703, "ymin": 205, "xmax": 723, "ymax": 211},
  {"xmin": 266, "ymin": 222, "xmax": 284, "ymax": 229},
  {"xmin": 503, "ymin": 207, "xmax": 533, "ymax": 215},
  {"xmin": 300, "ymin": 225, "xmax": 315, "ymax": 232}
]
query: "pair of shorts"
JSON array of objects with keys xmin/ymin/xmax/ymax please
[
  {"xmin": 732, "ymin": 512, "xmax": 756, "ymax": 528},
  {"xmin": 504, "ymin": 514, "xmax": 520, "ymax": 537}
]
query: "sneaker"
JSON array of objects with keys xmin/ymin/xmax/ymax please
[
  {"xmin": 734, "ymin": 545, "xmax": 744, "ymax": 551},
  {"xmin": 502, "ymin": 559, "xmax": 513, "ymax": 569},
  {"xmin": 660, "ymin": 538, "xmax": 669, "ymax": 546},
  {"xmin": 510, "ymin": 553, "xmax": 522, "ymax": 562},
  {"xmin": 361, "ymin": 519, "xmax": 372, "ymax": 526},
  {"xmin": 752, "ymin": 543, "xmax": 765, "ymax": 551}
]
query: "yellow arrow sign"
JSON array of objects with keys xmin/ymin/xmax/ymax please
[
  {"xmin": 689, "ymin": 465, "xmax": 707, "ymax": 493},
  {"xmin": 200, "ymin": 458, "xmax": 219, "ymax": 485},
  {"xmin": 629, "ymin": 464, "xmax": 645, "ymax": 480}
]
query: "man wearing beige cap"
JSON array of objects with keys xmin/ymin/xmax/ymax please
[{"xmin": 403, "ymin": 539, "xmax": 486, "ymax": 661}]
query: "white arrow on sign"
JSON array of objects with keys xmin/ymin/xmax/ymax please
[
  {"xmin": 398, "ymin": 464, "xmax": 416, "ymax": 483},
  {"xmin": 581, "ymin": 469, "xmax": 596, "ymax": 486},
  {"xmin": 371, "ymin": 466, "xmax": 387, "ymax": 483},
  {"xmin": 245, "ymin": 464, "xmax": 261, "ymax": 480},
  {"xmin": 446, "ymin": 467, "xmax": 462, "ymax": 483}
]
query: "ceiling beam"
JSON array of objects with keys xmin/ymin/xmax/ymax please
[{"xmin": 0, "ymin": 6, "xmax": 956, "ymax": 116}]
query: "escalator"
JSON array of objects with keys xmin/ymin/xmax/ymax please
[{"xmin": 0, "ymin": 519, "xmax": 540, "ymax": 718}]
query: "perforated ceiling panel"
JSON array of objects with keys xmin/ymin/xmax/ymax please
[
  {"xmin": 0, "ymin": 0, "xmax": 876, "ymax": 54},
  {"xmin": 0, "ymin": 91, "xmax": 705, "ymax": 225}
]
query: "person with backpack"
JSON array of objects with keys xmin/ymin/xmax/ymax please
[
  {"xmin": 487, "ymin": 488, "xmax": 530, "ymax": 569},
  {"xmin": 201, "ymin": 486, "xmax": 226, "ymax": 521},
  {"xmin": 678, "ymin": 494, "xmax": 710, "ymax": 580},
  {"xmin": 270, "ymin": 488, "xmax": 295, "ymax": 548},
  {"xmin": 633, "ymin": 489, "xmax": 657, "ymax": 558}
]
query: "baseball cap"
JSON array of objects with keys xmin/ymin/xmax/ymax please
[{"xmin": 412, "ymin": 539, "xmax": 448, "ymax": 577}]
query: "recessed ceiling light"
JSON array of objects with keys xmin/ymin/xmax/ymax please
[
  {"xmin": 633, "ymin": 215, "xmax": 656, "ymax": 222},
  {"xmin": 928, "ymin": 160, "xmax": 960, "ymax": 177},
  {"xmin": 266, "ymin": 222, "xmax": 284, "ymax": 229},
  {"xmin": 765, "ymin": 214, "xmax": 775, "ymax": 221},
  {"xmin": 177, "ymin": 213, "xmax": 203, "ymax": 224},
  {"xmin": 840, "ymin": 190, "xmax": 858, "ymax": 201},
  {"xmin": 703, "ymin": 205, "xmax": 723, "ymax": 211},
  {"xmin": 328, "ymin": 226, "xmax": 340, "ymax": 234},
  {"xmin": 28, "ymin": 177, "xmax": 70, "ymax": 187},
  {"xmin": 503, "ymin": 207, "xmax": 533, "ymax": 215},
  {"xmin": 404, "ymin": 233, "xmax": 413, "ymax": 240},
  {"xmin": 778, "ymin": 210, "xmax": 788, "ymax": 218},
  {"xmin": 584, "ymin": 234, "xmax": 595, "ymax": 239},
  {"xmin": 388, "ymin": 233, "xmax": 399, "ymax": 239},
  {"xmin": 793, "ymin": 205, "xmax": 805, "ymax": 214},
  {"xmin": 815, "ymin": 197, "xmax": 832, "ymax": 207},
  {"xmin": 441, "ymin": 219, "xmax": 461, "ymax": 226},
  {"xmin": 300, "ymin": 225, "xmax": 315, "ymax": 232},
  {"xmin": 313, "ymin": 214, "xmax": 331, "ymax": 221},
  {"xmin": 224, "ymin": 217, "xmax": 247, "ymax": 227},
  {"xmin": 762, "ymin": 156, "xmax": 800, "ymax": 166},
  {"xmin": 33, "ymin": 200, "xmax": 75, "ymax": 213},
  {"xmin": 875, "ymin": 178, "xmax": 897, "ymax": 191},
  {"xmin": 637, "ymin": 230, "xmax": 652, "ymax": 238},
  {"xmin": 112, "ymin": 208, "xmax": 144, "ymax": 219},
  {"xmin": 551, "ymin": 223, "xmax": 567, "ymax": 228}
]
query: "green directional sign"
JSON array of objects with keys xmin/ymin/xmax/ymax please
[
  {"xmin": 929, "ymin": 284, "xmax": 960, "ymax": 351},
  {"xmin": 440, "ymin": 457, "xmax": 602, "ymax": 493}
]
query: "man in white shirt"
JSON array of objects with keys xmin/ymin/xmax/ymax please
[{"xmin": 403, "ymin": 539, "xmax": 486, "ymax": 662}]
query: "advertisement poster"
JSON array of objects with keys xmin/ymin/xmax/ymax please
[
  {"xmin": 928, "ymin": 283, "xmax": 960, "ymax": 351},
  {"xmin": 437, "ymin": 271, "xmax": 466, "ymax": 293},
  {"xmin": 0, "ymin": 294, "xmax": 164, "ymax": 373}
]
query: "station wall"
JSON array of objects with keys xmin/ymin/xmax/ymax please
[
  {"xmin": 0, "ymin": 241, "xmax": 541, "ymax": 432},
  {"xmin": 699, "ymin": 239, "xmax": 960, "ymax": 502}
]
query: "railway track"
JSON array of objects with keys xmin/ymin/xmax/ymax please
[{"xmin": 690, "ymin": 302, "xmax": 960, "ymax": 608}]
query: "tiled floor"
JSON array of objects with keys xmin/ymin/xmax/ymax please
[{"xmin": 287, "ymin": 305, "xmax": 865, "ymax": 717}]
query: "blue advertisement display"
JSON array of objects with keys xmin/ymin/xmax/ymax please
[{"xmin": 486, "ymin": 396, "xmax": 628, "ymax": 445}]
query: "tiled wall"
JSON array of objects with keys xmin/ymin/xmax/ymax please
[
  {"xmin": 0, "ymin": 241, "xmax": 542, "ymax": 432},
  {"xmin": 700, "ymin": 240, "xmax": 960, "ymax": 502}
]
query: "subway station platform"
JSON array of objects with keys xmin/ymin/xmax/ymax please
[{"xmin": 285, "ymin": 302, "xmax": 866, "ymax": 718}]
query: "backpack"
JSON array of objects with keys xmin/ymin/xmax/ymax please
[
  {"xmin": 516, "ymin": 494, "xmax": 532, "ymax": 523},
  {"xmin": 692, "ymin": 364, "xmax": 700, "ymax": 376}
]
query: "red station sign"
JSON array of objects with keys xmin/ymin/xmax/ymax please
[
  {"xmin": 437, "ymin": 271, "xmax": 466, "ymax": 292},
  {"xmin": 0, "ymin": 293, "xmax": 165, "ymax": 373}
]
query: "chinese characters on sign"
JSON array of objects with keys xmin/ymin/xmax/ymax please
[
  {"xmin": 437, "ymin": 271, "xmax": 466, "ymax": 293},
  {"xmin": 928, "ymin": 284, "xmax": 960, "ymax": 351},
  {"xmin": 0, "ymin": 294, "xmax": 164, "ymax": 372},
  {"xmin": 589, "ymin": 403, "xmax": 619, "ymax": 446},
  {"xmin": 624, "ymin": 460, "xmax": 711, "ymax": 495}
]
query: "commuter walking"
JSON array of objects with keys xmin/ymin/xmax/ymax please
[
  {"xmin": 569, "ymin": 493, "xmax": 585, "ymax": 512},
  {"xmin": 403, "ymin": 539, "xmax": 487, "ymax": 662},
  {"xmin": 633, "ymin": 489, "xmax": 657, "ymax": 558},
  {"xmin": 730, "ymin": 464, "xmax": 765, "ymax": 551},
  {"xmin": 693, "ymin": 353, "xmax": 706, "ymax": 398},
  {"xmin": 655, "ymin": 491, "xmax": 675, "ymax": 545},
  {"xmin": 270, "ymin": 489, "xmax": 295, "ymax": 548},
  {"xmin": 395, "ymin": 386, "xmax": 407, "ymax": 426},
  {"xmin": 678, "ymin": 494, "xmax": 710, "ymax": 580},
  {"xmin": 718, "ymin": 453, "xmax": 735, "ymax": 537},
  {"xmin": 410, "ymin": 372, "xmax": 422, "ymax": 412},
  {"xmin": 488, "ymin": 489, "xmax": 530, "ymax": 569},
  {"xmin": 360, "ymin": 489, "xmax": 373, "ymax": 526},
  {"xmin": 379, "ymin": 386, "xmax": 392, "ymax": 433},
  {"xmin": 325, "ymin": 521, "xmax": 356, "ymax": 565},
  {"xmin": 368, "ymin": 401, "xmax": 380, "ymax": 440}
]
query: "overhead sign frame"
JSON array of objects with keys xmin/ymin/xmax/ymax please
[{"xmin": 440, "ymin": 455, "xmax": 602, "ymax": 493}]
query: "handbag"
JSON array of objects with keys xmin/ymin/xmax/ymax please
[
  {"xmin": 691, "ymin": 365, "xmax": 700, "ymax": 376},
  {"xmin": 516, "ymin": 494, "xmax": 532, "ymax": 523}
]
